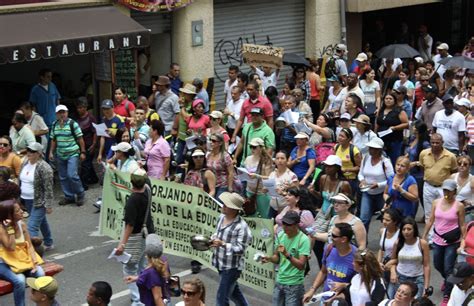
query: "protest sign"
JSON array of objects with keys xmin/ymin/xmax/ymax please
[
  {"xmin": 242, "ymin": 43, "xmax": 284, "ymax": 69},
  {"xmin": 100, "ymin": 169, "xmax": 275, "ymax": 295}
]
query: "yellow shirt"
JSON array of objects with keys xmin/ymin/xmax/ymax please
[
  {"xmin": 335, "ymin": 144, "xmax": 360, "ymax": 180},
  {"xmin": 419, "ymin": 148, "xmax": 457, "ymax": 186}
]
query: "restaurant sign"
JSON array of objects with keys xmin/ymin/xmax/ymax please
[
  {"xmin": 117, "ymin": 0, "xmax": 193, "ymax": 12},
  {"xmin": 2, "ymin": 34, "xmax": 149, "ymax": 64}
]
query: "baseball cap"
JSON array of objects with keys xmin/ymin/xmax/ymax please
[
  {"xmin": 442, "ymin": 94, "xmax": 454, "ymax": 103},
  {"xmin": 26, "ymin": 276, "xmax": 58, "ymax": 299},
  {"xmin": 191, "ymin": 149, "xmax": 206, "ymax": 157},
  {"xmin": 323, "ymin": 155, "xmax": 342, "ymax": 167},
  {"xmin": 144, "ymin": 234, "xmax": 163, "ymax": 258},
  {"xmin": 422, "ymin": 84, "xmax": 438, "ymax": 93},
  {"xmin": 210, "ymin": 111, "xmax": 223, "ymax": 119},
  {"xmin": 447, "ymin": 262, "xmax": 474, "ymax": 284},
  {"xmin": 455, "ymin": 98, "xmax": 471, "ymax": 109},
  {"xmin": 101, "ymin": 99, "xmax": 114, "ymax": 109},
  {"xmin": 281, "ymin": 210, "xmax": 300, "ymax": 225},
  {"xmin": 336, "ymin": 44, "xmax": 347, "ymax": 52},
  {"xmin": 27, "ymin": 142, "xmax": 44, "ymax": 152},
  {"xmin": 294, "ymin": 132, "xmax": 309, "ymax": 139},
  {"xmin": 250, "ymin": 107, "xmax": 263, "ymax": 115},
  {"xmin": 330, "ymin": 193, "xmax": 352, "ymax": 204},
  {"xmin": 437, "ymin": 43, "xmax": 449, "ymax": 50},
  {"xmin": 355, "ymin": 52, "xmax": 368, "ymax": 62},
  {"xmin": 111, "ymin": 142, "xmax": 132, "ymax": 152},
  {"xmin": 55, "ymin": 105, "xmax": 68, "ymax": 113},
  {"xmin": 340, "ymin": 113, "xmax": 351, "ymax": 121},
  {"xmin": 441, "ymin": 179, "xmax": 457, "ymax": 191},
  {"xmin": 249, "ymin": 137, "xmax": 264, "ymax": 147},
  {"xmin": 394, "ymin": 86, "xmax": 407, "ymax": 95}
]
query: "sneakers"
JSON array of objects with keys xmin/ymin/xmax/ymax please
[
  {"xmin": 44, "ymin": 244, "xmax": 55, "ymax": 252},
  {"xmin": 58, "ymin": 198, "xmax": 75, "ymax": 206},
  {"xmin": 93, "ymin": 200, "xmax": 102, "ymax": 210},
  {"xmin": 440, "ymin": 296, "xmax": 449, "ymax": 306}
]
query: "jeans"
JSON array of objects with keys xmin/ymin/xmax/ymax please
[
  {"xmin": 23, "ymin": 199, "xmax": 53, "ymax": 247},
  {"xmin": 360, "ymin": 192, "xmax": 384, "ymax": 232},
  {"xmin": 216, "ymin": 268, "xmax": 248, "ymax": 306},
  {"xmin": 175, "ymin": 139, "xmax": 186, "ymax": 175},
  {"xmin": 387, "ymin": 273, "xmax": 424, "ymax": 299},
  {"xmin": 56, "ymin": 154, "xmax": 84, "ymax": 201},
  {"xmin": 272, "ymin": 283, "xmax": 305, "ymax": 306},
  {"xmin": 123, "ymin": 254, "xmax": 146, "ymax": 306},
  {"xmin": 386, "ymin": 140, "xmax": 403, "ymax": 168},
  {"xmin": 0, "ymin": 262, "xmax": 44, "ymax": 306},
  {"xmin": 433, "ymin": 242, "xmax": 459, "ymax": 297}
]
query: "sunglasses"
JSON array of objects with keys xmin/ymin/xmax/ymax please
[
  {"xmin": 211, "ymin": 117, "xmax": 219, "ymax": 121},
  {"xmin": 26, "ymin": 149, "xmax": 38, "ymax": 153},
  {"xmin": 282, "ymin": 222, "xmax": 293, "ymax": 226},
  {"xmin": 458, "ymin": 162, "xmax": 470, "ymax": 166},
  {"xmin": 0, "ymin": 143, "xmax": 9, "ymax": 147},
  {"xmin": 250, "ymin": 145, "xmax": 259, "ymax": 149},
  {"xmin": 181, "ymin": 289, "xmax": 197, "ymax": 297},
  {"xmin": 332, "ymin": 233, "xmax": 342, "ymax": 238},
  {"xmin": 210, "ymin": 139, "xmax": 219, "ymax": 143}
]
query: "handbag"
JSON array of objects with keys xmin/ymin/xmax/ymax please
[
  {"xmin": 243, "ymin": 161, "xmax": 262, "ymax": 216},
  {"xmin": 364, "ymin": 102, "xmax": 377, "ymax": 115},
  {"xmin": 141, "ymin": 184, "xmax": 152, "ymax": 239},
  {"xmin": 0, "ymin": 241, "xmax": 44, "ymax": 273},
  {"xmin": 434, "ymin": 226, "xmax": 461, "ymax": 244}
]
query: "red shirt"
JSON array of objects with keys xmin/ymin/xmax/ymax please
[
  {"xmin": 114, "ymin": 99, "xmax": 135, "ymax": 119},
  {"xmin": 414, "ymin": 87, "xmax": 425, "ymax": 110},
  {"xmin": 240, "ymin": 96, "xmax": 273, "ymax": 122}
]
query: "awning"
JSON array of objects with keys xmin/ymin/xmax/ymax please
[{"xmin": 0, "ymin": 6, "xmax": 150, "ymax": 64}]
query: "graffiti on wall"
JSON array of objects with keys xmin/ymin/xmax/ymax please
[
  {"xmin": 214, "ymin": 34, "xmax": 273, "ymax": 82},
  {"xmin": 315, "ymin": 43, "xmax": 338, "ymax": 59}
]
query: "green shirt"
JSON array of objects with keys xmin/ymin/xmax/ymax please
[
  {"xmin": 178, "ymin": 103, "xmax": 192, "ymax": 141},
  {"xmin": 50, "ymin": 118, "xmax": 83, "ymax": 159},
  {"xmin": 275, "ymin": 230, "xmax": 310, "ymax": 285},
  {"xmin": 241, "ymin": 121, "xmax": 275, "ymax": 161}
]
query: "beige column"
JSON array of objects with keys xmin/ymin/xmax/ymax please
[
  {"xmin": 171, "ymin": 0, "xmax": 214, "ymax": 82},
  {"xmin": 305, "ymin": 0, "xmax": 341, "ymax": 59}
]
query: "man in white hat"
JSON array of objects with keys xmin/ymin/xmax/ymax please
[
  {"xmin": 433, "ymin": 42, "xmax": 452, "ymax": 81},
  {"xmin": 454, "ymin": 97, "xmax": 472, "ymax": 122},
  {"xmin": 326, "ymin": 44, "xmax": 348, "ymax": 85},
  {"xmin": 211, "ymin": 192, "xmax": 252, "ymax": 306},
  {"xmin": 49, "ymin": 104, "xmax": 86, "ymax": 206}
]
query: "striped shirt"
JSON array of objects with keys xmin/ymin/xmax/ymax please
[
  {"xmin": 212, "ymin": 214, "xmax": 252, "ymax": 271},
  {"xmin": 468, "ymin": 118, "xmax": 474, "ymax": 145},
  {"xmin": 50, "ymin": 118, "xmax": 83, "ymax": 159}
]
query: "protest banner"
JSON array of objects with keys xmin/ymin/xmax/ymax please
[
  {"xmin": 100, "ymin": 169, "xmax": 275, "ymax": 295},
  {"xmin": 242, "ymin": 43, "xmax": 284, "ymax": 69}
]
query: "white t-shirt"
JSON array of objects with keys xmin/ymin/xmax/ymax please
[
  {"xmin": 448, "ymin": 285, "xmax": 474, "ymax": 306},
  {"xmin": 226, "ymin": 97, "xmax": 244, "ymax": 129},
  {"xmin": 433, "ymin": 53, "xmax": 452, "ymax": 81},
  {"xmin": 28, "ymin": 112, "xmax": 48, "ymax": 151},
  {"xmin": 432, "ymin": 110, "xmax": 467, "ymax": 150},
  {"xmin": 224, "ymin": 79, "xmax": 238, "ymax": 106},
  {"xmin": 349, "ymin": 274, "xmax": 372, "ymax": 306},
  {"xmin": 255, "ymin": 67, "xmax": 279, "ymax": 93},
  {"xmin": 357, "ymin": 156, "xmax": 394, "ymax": 195},
  {"xmin": 417, "ymin": 34, "xmax": 433, "ymax": 61},
  {"xmin": 359, "ymin": 80, "xmax": 380, "ymax": 105},
  {"xmin": 20, "ymin": 162, "xmax": 36, "ymax": 200}
]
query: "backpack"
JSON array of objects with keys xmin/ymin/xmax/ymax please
[
  {"xmin": 324, "ymin": 56, "xmax": 338, "ymax": 79},
  {"xmin": 51, "ymin": 119, "xmax": 78, "ymax": 145},
  {"xmin": 334, "ymin": 143, "xmax": 356, "ymax": 166},
  {"xmin": 314, "ymin": 142, "xmax": 336, "ymax": 165}
]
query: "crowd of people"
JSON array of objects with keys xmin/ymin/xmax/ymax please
[{"xmin": 0, "ymin": 35, "xmax": 473, "ymax": 306}]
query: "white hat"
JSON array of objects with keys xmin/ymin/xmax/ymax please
[
  {"xmin": 133, "ymin": 168, "xmax": 147, "ymax": 176},
  {"xmin": 355, "ymin": 52, "xmax": 368, "ymax": 62},
  {"xmin": 191, "ymin": 149, "xmax": 206, "ymax": 157},
  {"xmin": 27, "ymin": 142, "xmax": 43, "ymax": 152},
  {"xmin": 366, "ymin": 137, "xmax": 384, "ymax": 149},
  {"xmin": 414, "ymin": 56, "xmax": 424, "ymax": 64},
  {"xmin": 218, "ymin": 192, "xmax": 245, "ymax": 211},
  {"xmin": 437, "ymin": 43, "xmax": 449, "ymax": 50},
  {"xmin": 455, "ymin": 98, "xmax": 471, "ymax": 109},
  {"xmin": 323, "ymin": 155, "xmax": 342, "ymax": 167},
  {"xmin": 111, "ymin": 142, "xmax": 132, "ymax": 152},
  {"xmin": 210, "ymin": 111, "xmax": 223, "ymax": 119},
  {"xmin": 55, "ymin": 105, "xmax": 68, "ymax": 113},
  {"xmin": 249, "ymin": 137, "xmax": 264, "ymax": 147},
  {"xmin": 330, "ymin": 193, "xmax": 352, "ymax": 204},
  {"xmin": 294, "ymin": 132, "xmax": 309, "ymax": 140},
  {"xmin": 336, "ymin": 44, "xmax": 347, "ymax": 52},
  {"xmin": 340, "ymin": 113, "xmax": 351, "ymax": 120},
  {"xmin": 441, "ymin": 179, "xmax": 457, "ymax": 191}
]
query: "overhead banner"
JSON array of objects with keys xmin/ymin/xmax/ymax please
[
  {"xmin": 100, "ymin": 169, "xmax": 275, "ymax": 295},
  {"xmin": 242, "ymin": 43, "xmax": 284, "ymax": 69},
  {"xmin": 117, "ymin": 0, "xmax": 193, "ymax": 12}
]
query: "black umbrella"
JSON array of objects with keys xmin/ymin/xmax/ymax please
[
  {"xmin": 283, "ymin": 53, "xmax": 310, "ymax": 68},
  {"xmin": 375, "ymin": 44, "xmax": 419, "ymax": 59},
  {"xmin": 438, "ymin": 56, "xmax": 474, "ymax": 69}
]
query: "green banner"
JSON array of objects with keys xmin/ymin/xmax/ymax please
[{"xmin": 100, "ymin": 169, "xmax": 275, "ymax": 295}]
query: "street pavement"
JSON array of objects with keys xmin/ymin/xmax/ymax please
[{"xmin": 0, "ymin": 183, "xmax": 444, "ymax": 305}]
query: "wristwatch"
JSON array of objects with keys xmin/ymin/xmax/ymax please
[{"xmin": 286, "ymin": 254, "xmax": 292, "ymax": 260}]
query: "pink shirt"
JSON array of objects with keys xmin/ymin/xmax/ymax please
[
  {"xmin": 433, "ymin": 199, "xmax": 461, "ymax": 246},
  {"xmin": 467, "ymin": 118, "xmax": 474, "ymax": 145},
  {"xmin": 240, "ymin": 96, "xmax": 273, "ymax": 122},
  {"xmin": 186, "ymin": 115, "xmax": 210, "ymax": 134},
  {"xmin": 275, "ymin": 206, "xmax": 314, "ymax": 234},
  {"xmin": 144, "ymin": 137, "xmax": 171, "ymax": 179}
]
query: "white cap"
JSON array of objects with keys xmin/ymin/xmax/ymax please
[
  {"xmin": 330, "ymin": 193, "xmax": 352, "ymax": 204},
  {"xmin": 294, "ymin": 132, "xmax": 309, "ymax": 139},
  {"xmin": 437, "ymin": 43, "xmax": 449, "ymax": 50},
  {"xmin": 455, "ymin": 98, "xmax": 471, "ymax": 109},
  {"xmin": 210, "ymin": 111, "xmax": 223, "ymax": 119},
  {"xmin": 191, "ymin": 149, "xmax": 206, "ymax": 157},
  {"xmin": 340, "ymin": 113, "xmax": 351, "ymax": 120},
  {"xmin": 355, "ymin": 52, "xmax": 368, "ymax": 62},
  {"xmin": 55, "ymin": 105, "xmax": 68, "ymax": 113},
  {"xmin": 249, "ymin": 137, "xmax": 264, "ymax": 147},
  {"xmin": 323, "ymin": 155, "xmax": 342, "ymax": 167},
  {"xmin": 414, "ymin": 56, "xmax": 424, "ymax": 64},
  {"xmin": 336, "ymin": 44, "xmax": 347, "ymax": 52},
  {"xmin": 366, "ymin": 137, "xmax": 385, "ymax": 149},
  {"xmin": 27, "ymin": 142, "xmax": 44, "ymax": 152},
  {"xmin": 111, "ymin": 142, "xmax": 132, "ymax": 152}
]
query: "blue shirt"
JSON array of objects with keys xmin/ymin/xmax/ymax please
[
  {"xmin": 323, "ymin": 244, "xmax": 357, "ymax": 291},
  {"xmin": 29, "ymin": 83, "xmax": 61, "ymax": 127},
  {"xmin": 387, "ymin": 174, "xmax": 418, "ymax": 217},
  {"xmin": 290, "ymin": 147, "xmax": 316, "ymax": 180},
  {"xmin": 103, "ymin": 115, "xmax": 125, "ymax": 154},
  {"xmin": 168, "ymin": 75, "xmax": 183, "ymax": 95}
]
